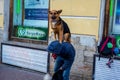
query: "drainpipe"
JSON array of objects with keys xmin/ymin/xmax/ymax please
[
  {"xmin": 98, "ymin": 0, "xmax": 106, "ymax": 46},
  {"xmin": 3, "ymin": 0, "xmax": 10, "ymax": 41}
]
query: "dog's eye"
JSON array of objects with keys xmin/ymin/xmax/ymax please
[
  {"xmin": 54, "ymin": 13, "xmax": 57, "ymax": 15},
  {"xmin": 50, "ymin": 12, "xmax": 57, "ymax": 15},
  {"xmin": 50, "ymin": 12, "xmax": 53, "ymax": 15}
]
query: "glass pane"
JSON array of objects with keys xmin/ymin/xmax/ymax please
[
  {"xmin": 113, "ymin": 0, "xmax": 120, "ymax": 34},
  {"xmin": 12, "ymin": 0, "xmax": 49, "ymax": 41}
]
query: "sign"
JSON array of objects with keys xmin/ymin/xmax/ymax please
[
  {"xmin": 25, "ymin": 9, "xmax": 48, "ymax": 20},
  {"xmin": 1, "ymin": 43, "xmax": 49, "ymax": 73},
  {"xmin": 93, "ymin": 55, "xmax": 120, "ymax": 80},
  {"xmin": 24, "ymin": 0, "xmax": 49, "ymax": 27},
  {"xmin": 15, "ymin": 26, "xmax": 48, "ymax": 40}
]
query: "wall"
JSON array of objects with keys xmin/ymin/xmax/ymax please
[
  {"xmin": 0, "ymin": 0, "xmax": 4, "ymax": 28},
  {"xmin": 0, "ymin": 15, "xmax": 3, "ymax": 27},
  {"xmin": 50, "ymin": 0, "xmax": 101, "ymax": 40}
]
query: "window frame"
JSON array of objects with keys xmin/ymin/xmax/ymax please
[{"xmin": 9, "ymin": 0, "xmax": 49, "ymax": 44}]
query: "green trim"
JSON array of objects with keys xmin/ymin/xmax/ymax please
[
  {"xmin": 110, "ymin": 0, "xmax": 114, "ymax": 16},
  {"xmin": 16, "ymin": 0, "xmax": 21, "ymax": 14}
]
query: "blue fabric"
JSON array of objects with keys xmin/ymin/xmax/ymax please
[
  {"xmin": 47, "ymin": 41, "xmax": 63, "ymax": 54},
  {"xmin": 60, "ymin": 42, "xmax": 75, "ymax": 61},
  {"xmin": 114, "ymin": 47, "xmax": 119, "ymax": 54},
  {"xmin": 54, "ymin": 56, "xmax": 73, "ymax": 80},
  {"xmin": 47, "ymin": 41, "xmax": 75, "ymax": 61}
]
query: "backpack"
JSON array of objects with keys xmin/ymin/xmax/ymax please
[{"xmin": 98, "ymin": 36, "xmax": 116, "ymax": 59}]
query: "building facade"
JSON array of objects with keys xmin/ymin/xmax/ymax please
[{"xmin": 0, "ymin": 0, "xmax": 119, "ymax": 80}]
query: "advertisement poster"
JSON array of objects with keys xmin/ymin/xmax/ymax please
[
  {"xmin": 13, "ymin": 0, "xmax": 49, "ymax": 41},
  {"xmin": 24, "ymin": 0, "xmax": 49, "ymax": 27}
]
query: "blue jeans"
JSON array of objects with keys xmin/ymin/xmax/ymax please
[{"xmin": 54, "ymin": 56, "xmax": 73, "ymax": 80}]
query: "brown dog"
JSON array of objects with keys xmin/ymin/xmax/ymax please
[{"xmin": 49, "ymin": 9, "xmax": 71, "ymax": 43}]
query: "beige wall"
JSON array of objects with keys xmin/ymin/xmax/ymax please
[
  {"xmin": 50, "ymin": 0, "xmax": 101, "ymax": 39},
  {"xmin": 0, "ymin": 0, "xmax": 4, "ymax": 28},
  {"xmin": 0, "ymin": 15, "xmax": 3, "ymax": 27}
]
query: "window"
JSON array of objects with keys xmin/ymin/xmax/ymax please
[
  {"xmin": 112, "ymin": 0, "xmax": 120, "ymax": 34},
  {"xmin": 9, "ymin": 0, "xmax": 49, "ymax": 44}
]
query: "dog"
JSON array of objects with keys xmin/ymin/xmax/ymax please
[{"xmin": 49, "ymin": 9, "xmax": 71, "ymax": 43}]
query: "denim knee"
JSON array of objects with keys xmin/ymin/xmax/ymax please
[{"xmin": 62, "ymin": 67, "xmax": 71, "ymax": 80}]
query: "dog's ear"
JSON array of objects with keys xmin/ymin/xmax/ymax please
[{"xmin": 57, "ymin": 10, "xmax": 62, "ymax": 14}]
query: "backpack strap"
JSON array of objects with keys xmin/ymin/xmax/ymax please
[
  {"xmin": 111, "ymin": 37, "xmax": 115, "ymax": 54},
  {"xmin": 99, "ymin": 37, "xmax": 109, "ymax": 60},
  {"xmin": 100, "ymin": 37, "xmax": 109, "ymax": 52}
]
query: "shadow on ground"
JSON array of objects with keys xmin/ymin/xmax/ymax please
[{"xmin": 0, "ymin": 63, "xmax": 45, "ymax": 80}]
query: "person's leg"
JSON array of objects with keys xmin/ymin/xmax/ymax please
[
  {"xmin": 63, "ymin": 67, "xmax": 71, "ymax": 80},
  {"xmin": 54, "ymin": 56, "xmax": 64, "ymax": 72},
  {"xmin": 62, "ymin": 60, "xmax": 73, "ymax": 80}
]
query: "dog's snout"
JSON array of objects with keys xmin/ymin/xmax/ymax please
[{"xmin": 51, "ymin": 16, "xmax": 57, "ymax": 19}]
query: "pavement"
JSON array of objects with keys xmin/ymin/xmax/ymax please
[{"xmin": 0, "ymin": 63, "xmax": 45, "ymax": 80}]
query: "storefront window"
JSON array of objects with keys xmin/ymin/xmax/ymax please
[
  {"xmin": 112, "ymin": 0, "xmax": 120, "ymax": 34},
  {"xmin": 10, "ymin": 0, "xmax": 49, "ymax": 43}
]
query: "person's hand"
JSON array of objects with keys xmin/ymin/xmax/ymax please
[
  {"xmin": 51, "ymin": 53, "xmax": 57, "ymax": 62},
  {"xmin": 52, "ymin": 57, "xmax": 56, "ymax": 62}
]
